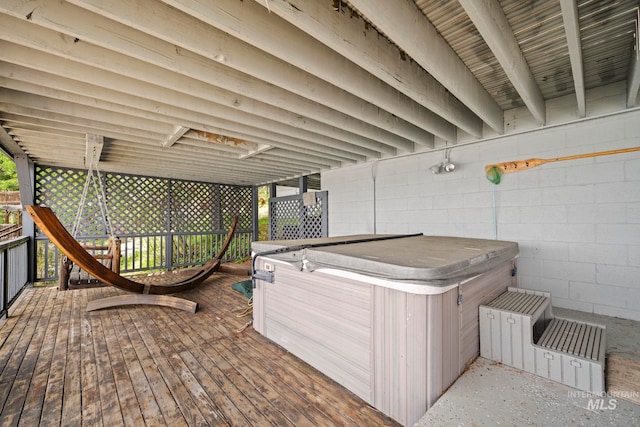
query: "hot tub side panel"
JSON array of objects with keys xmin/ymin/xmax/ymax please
[
  {"xmin": 372, "ymin": 286, "xmax": 460, "ymax": 426},
  {"xmin": 253, "ymin": 259, "xmax": 373, "ymax": 402}
]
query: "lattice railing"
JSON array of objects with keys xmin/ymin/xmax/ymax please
[
  {"xmin": 34, "ymin": 166, "xmax": 254, "ymax": 282},
  {"xmin": 269, "ymin": 192, "xmax": 328, "ymax": 240}
]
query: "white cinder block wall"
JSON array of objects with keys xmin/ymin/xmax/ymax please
[{"xmin": 322, "ymin": 107, "xmax": 640, "ymax": 321}]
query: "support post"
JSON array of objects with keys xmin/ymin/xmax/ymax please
[
  {"xmin": 14, "ymin": 154, "xmax": 35, "ymax": 283},
  {"xmin": 252, "ymin": 186, "xmax": 259, "ymax": 243}
]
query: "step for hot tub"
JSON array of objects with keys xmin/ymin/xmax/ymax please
[
  {"xmin": 534, "ymin": 318, "xmax": 606, "ymax": 394},
  {"xmin": 479, "ymin": 287, "xmax": 553, "ymax": 372},
  {"xmin": 479, "ymin": 287, "xmax": 606, "ymax": 394}
]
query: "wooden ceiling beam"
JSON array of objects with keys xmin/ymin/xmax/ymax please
[
  {"xmin": 560, "ymin": 0, "xmax": 586, "ymax": 117},
  {"xmin": 0, "ymin": 59, "xmax": 371, "ymax": 162},
  {"xmin": 0, "ymin": 2, "xmax": 408, "ymax": 154},
  {"xmin": 73, "ymin": 0, "xmax": 441, "ymax": 145},
  {"xmin": 1, "ymin": 106, "xmax": 358, "ymax": 166},
  {"xmin": 459, "ymin": 0, "xmax": 546, "ymax": 125},
  {"xmin": 162, "ymin": 126, "xmax": 189, "ymax": 148},
  {"xmin": 0, "ymin": 39, "xmax": 383, "ymax": 160},
  {"xmin": 348, "ymin": 0, "xmax": 504, "ymax": 134},
  {"xmin": 257, "ymin": 0, "xmax": 482, "ymax": 138}
]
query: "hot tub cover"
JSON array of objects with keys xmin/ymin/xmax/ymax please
[{"xmin": 252, "ymin": 234, "xmax": 518, "ymax": 286}]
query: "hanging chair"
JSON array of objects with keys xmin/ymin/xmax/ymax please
[{"xmin": 28, "ymin": 205, "xmax": 238, "ymax": 313}]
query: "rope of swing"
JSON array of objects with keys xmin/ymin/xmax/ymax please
[{"xmin": 71, "ymin": 146, "xmax": 113, "ymax": 238}]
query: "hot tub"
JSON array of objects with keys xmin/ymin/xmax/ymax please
[{"xmin": 252, "ymin": 234, "xmax": 519, "ymax": 426}]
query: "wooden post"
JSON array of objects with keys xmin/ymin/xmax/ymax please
[
  {"xmin": 59, "ymin": 257, "xmax": 71, "ymax": 291},
  {"xmin": 112, "ymin": 237, "xmax": 121, "ymax": 274}
]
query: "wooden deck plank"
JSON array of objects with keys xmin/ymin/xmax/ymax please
[
  {"xmin": 110, "ymin": 302, "xmax": 167, "ymax": 427},
  {"xmin": 99, "ymin": 310, "xmax": 146, "ymax": 426},
  {"xmin": 1, "ymin": 287, "xmax": 57, "ymax": 425},
  {"xmin": 40, "ymin": 289, "xmax": 73, "ymax": 426},
  {"xmin": 239, "ymin": 331, "xmax": 395, "ymax": 426},
  {"xmin": 133, "ymin": 300, "xmax": 213, "ymax": 425},
  {"xmin": 0, "ymin": 288, "xmax": 47, "ymax": 383},
  {"xmin": 139, "ymin": 299, "xmax": 227, "ymax": 425},
  {"xmin": 80, "ymin": 287, "xmax": 103, "ymax": 427},
  {"xmin": 0, "ymin": 272, "xmax": 400, "ymax": 427},
  {"xmin": 184, "ymin": 345, "xmax": 273, "ymax": 426},
  {"xmin": 167, "ymin": 352, "xmax": 228, "ymax": 425},
  {"xmin": 214, "ymin": 338, "xmax": 318, "ymax": 427},
  {"xmin": 178, "ymin": 348, "xmax": 252, "ymax": 426},
  {"xmin": 200, "ymin": 340, "xmax": 296, "ymax": 426},
  {"xmin": 60, "ymin": 290, "xmax": 83, "ymax": 426},
  {"xmin": 90, "ymin": 311, "xmax": 124, "ymax": 426},
  {"xmin": 0, "ymin": 288, "xmax": 37, "ymax": 349},
  {"xmin": 18, "ymin": 290, "xmax": 66, "ymax": 426},
  {"xmin": 119, "ymin": 303, "xmax": 189, "ymax": 427}
]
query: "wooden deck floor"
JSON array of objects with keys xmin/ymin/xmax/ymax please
[{"xmin": 0, "ymin": 271, "xmax": 399, "ymax": 426}]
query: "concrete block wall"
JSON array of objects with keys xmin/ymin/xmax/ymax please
[{"xmin": 322, "ymin": 107, "xmax": 640, "ymax": 321}]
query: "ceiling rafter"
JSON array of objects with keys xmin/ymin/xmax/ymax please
[
  {"xmin": 154, "ymin": 0, "xmax": 447, "ymax": 143},
  {"xmin": 0, "ymin": 3, "xmax": 400, "ymax": 157},
  {"xmin": 256, "ymin": 0, "xmax": 483, "ymax": 138},
  {"xmin": 61, "ymin": 0, "xmax": 421, "ymax": 151},
  {"xmin": 459, "ymin": 0, "xmax": 546, "ymax": 125},
  {"xmin": 560, "ymin": 0, "xmax": 586, "ymax": 116},
  {"xmin": 347, "ymin": 0, "xmax": 504, "ymax": 133},
  {"xmin": 162, "ymin": 126, "xmax": 189, "ymax": 148},
  {"xmin": 0, "ymin": 42, "xmax": 376, "ymax": 161}
]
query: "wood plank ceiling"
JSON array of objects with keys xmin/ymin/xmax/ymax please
[{"xmin": 0, "ymin": 0, "xmax": 638, "ymax": 186}]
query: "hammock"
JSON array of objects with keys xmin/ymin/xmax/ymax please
[{"xmin": 27, "ymin": 205, "xmax": 238, "ymax": 312}]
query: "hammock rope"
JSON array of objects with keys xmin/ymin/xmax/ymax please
[{"xmin": 71, "ymin": 146, "xmax": 113, "ymax": 238}]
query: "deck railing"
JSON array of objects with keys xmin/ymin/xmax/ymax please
[
  {"xmin": 0, "ymin": 224, "xmax": 23, "ymax": 242},
  {"xmin": 35, "ymin": 230, "xmax": 253, "ymax": 282},
  {"xmin": 0, "ymin": 236, "xmax": 30, "ymax": 319}
]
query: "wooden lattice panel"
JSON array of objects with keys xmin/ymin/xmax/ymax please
[
  {"xmin": 35, "ymin": 167, "xmax": 107, "ymax": 237},
  {"xmin": 220, "ymin": 185, "xmax": 253, "ymax": 230},
  {"xmin": 35, "ymin": 166, "xmax": 252, "ymax": 236},
  {"xmin": 269, "ymin": 192, "xmax": 328, "ymax": 240},
  {"xmin": 34, "ymin": 166, "xmax": 254, "ymax": 281},
  {"xmin": 105, "ymin": 173, "xmax": 169, "ymax": 235},
  {"xmin": 170, "ymin": 180, "xmax": 218, "ymax": 232}
]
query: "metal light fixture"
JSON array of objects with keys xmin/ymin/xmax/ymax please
[
  {"xmin": 430, "ymin": 148, "xmax": 456, "ymax": 174},
  {"xmin": 443, "ymin": 159, "xmax": 455, "ymax": 172},
  {"xmin": 443, "ymin": 148, "xmax": 455, "ymax": 172}
]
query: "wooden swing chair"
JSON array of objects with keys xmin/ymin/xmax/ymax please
[{"xmin": 28, "ymin": 136, "xmax": 237, "ymax": 313}]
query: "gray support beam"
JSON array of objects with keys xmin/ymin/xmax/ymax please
[
  {"xmin": 268, "ymin": 183, "xmax": 277, "ymax": 240},
  {"xmin": 459, "ymin": 0, "xmax": 546, "ymax": 125},
  {"xmin": 560, "ymin": 0, "xmax": 586, "ymax": 116},
  {"xmin": 252, "ymin": 186, "xmax": 259, "ymax": 243},
  {"xmin": 299, "ymin": 176, "xmax": 308, "ymax": 194},
  {"xmin": 627, "ymin": 14, "xmax": 640, "ymax": 108},
  {"xmin": 14, "ymin": 154, "xmax": 33, "ymax": 207},
  {"xmin": 14, "ymin": 154, "xmax": 35, "ymax": 282},
  {"xmin": 348, "ymin": 0, "xmax": 504, "ymax": 133}
]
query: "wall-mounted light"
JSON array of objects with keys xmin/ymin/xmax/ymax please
[
  {"xmin": 443, "ymin": 159, "xmax": 455, "ymax": 172},
  {"xmin": 430, "ymin": 148, "xmax": 456, "ymax": 174}
]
